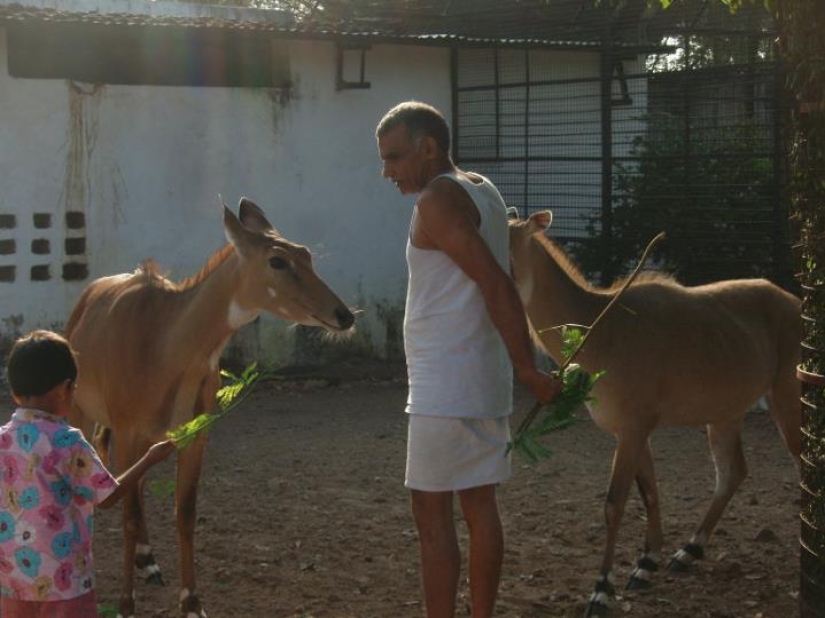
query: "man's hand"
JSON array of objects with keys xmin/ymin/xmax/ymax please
[{"xmin": 517, "ymin": 368, "xmax": 563, "ymax": 405}]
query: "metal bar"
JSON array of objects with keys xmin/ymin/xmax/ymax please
[
  {"xmin": 523, "ymin": 48, "xmax": 530, "ymax": 217},
  {"xmin": 494, "ymin": 47, "xmax": 500, "ymax": 159},
  {"xmin": 451, "ymin": 46, "xmax": 459, "ymax": 163},
  {"xmin": 457, "ymin": 74, "xmax": 608, "ymax": 90},
  {"xmin": 458, "ymin": 152, "xmax": 777, "ymax": 163},
  {"xmin": 682, "ymin": 32, "xmax": 692, "ymax": 235},
  {"xmin": 599, "ymin": 43, "xmax": 614, "ymax": 286},
  {"xmin": 771, "ymin": 55, "xmax": 788, "ymax": 285}
]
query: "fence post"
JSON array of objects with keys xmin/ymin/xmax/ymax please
[{"xmin": 599, "ymin": 42, "xmax": 614, "ymax": 287}]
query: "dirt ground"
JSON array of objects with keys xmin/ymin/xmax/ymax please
[{"xmin": 9, "ymin": 359, "xmax": 802, "ymax": 618}]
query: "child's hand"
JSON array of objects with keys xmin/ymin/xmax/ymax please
[
  {"xmin": 145, "ymin": 440, "xmax": 176, "ymax": 465},
  {"xmin": 103, "ymin": 440, "xmax": 177, "ymax": 509}
]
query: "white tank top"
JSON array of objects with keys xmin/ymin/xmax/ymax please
[{"xmin": 404, "ymin": 171, "xmax": 513, "ymax": 418}]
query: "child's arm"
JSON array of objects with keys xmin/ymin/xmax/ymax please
[{"xmin": 98, "ymin": 440, "xmax": 176, "ymax": 510}]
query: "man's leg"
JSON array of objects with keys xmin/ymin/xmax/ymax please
[
  {"xmin": 411, "ymin": 489, "xmax": 460, "ymax": 618},
  {"xmin": 457, "ymin": 484, "xmax": 503, "ymax": 618}
]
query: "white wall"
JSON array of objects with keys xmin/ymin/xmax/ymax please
[{"xmin": 0, "ymin": 26, "xmax": 451, "ymax": 366}]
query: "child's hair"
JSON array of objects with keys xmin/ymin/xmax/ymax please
[{"xmin": 6, "ymin": 330, "xmax": 78, "ymax": 397}]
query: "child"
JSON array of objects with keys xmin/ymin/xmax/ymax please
[{"xmin": 0, "ymin": 330, "xmax": 175, "ymax": 617}]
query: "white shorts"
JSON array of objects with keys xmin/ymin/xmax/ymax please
[{"xmin": 405, "ymin": 414, "xmax": 512, "ymax": 492}]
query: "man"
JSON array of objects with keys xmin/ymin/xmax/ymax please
[{"xmin": 376, "ymin": 101, "xmax": 561, "ymax": 618}]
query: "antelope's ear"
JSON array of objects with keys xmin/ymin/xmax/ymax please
[
  {"xmin": 223, "ymin": 204, "xmax": 257, "ymax": 253},
  {"xmin": 527, "ymin": 210, "xmax": 552, "ymax": 232},
  {"xmin": 238, "ymin": 197, "xmax": 279, "ymax": 235}
]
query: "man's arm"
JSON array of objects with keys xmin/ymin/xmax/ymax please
[{"xmin": 415, "ymin": 181, "xmax": 560, "ymax": 403}]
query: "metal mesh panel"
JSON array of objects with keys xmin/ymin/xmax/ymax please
[
  {"xmin": 455, "ymin": 36, "xmax": 788, "ymax": 286},
  {"xmin": 610, "ymin": 57, "xmax": 781, "ymax": 284},
  {"xmin": 456, "ymin": 48, "xmax": 606, "ymax": 240}
]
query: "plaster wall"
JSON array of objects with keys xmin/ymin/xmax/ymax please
[{"xmin": 0, "ymin": 27, "xmax": 450, "ymax": 366}]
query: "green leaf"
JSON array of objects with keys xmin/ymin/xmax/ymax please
[
  {"xmin": 147, "ymin": 478, "xmax": 176, "ymax": 499},
  {"xmin": 220, "ymin": 368, "xmax": 239, "ymax": 381},
  {"xmin": 167, "ymin": 362, "xmax": 272, "ymax": 449},
  {"xmin": 560, "ymin": 326, "xmax": 585, "ymax": 360},
  {"xmin": 241, "ymin": 362, "xmax": 259, "ymax": 381},
  {"xmin": 510, "ymin": 363, "xmax": 605, "ymax": 463},
  {"xmin": 166, "ymin": 413, "xmax": 219, "ymax": 449}
]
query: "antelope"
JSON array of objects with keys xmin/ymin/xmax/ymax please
[
  {"xmin": 65, "ymin": 198, "xmax": 354, "ymax": 618},
  {"xmin": 509, "ymin": 211, "xmax": 801, "ymax": 617}
]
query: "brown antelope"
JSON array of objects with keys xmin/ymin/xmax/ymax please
[
  {"xmin": 508, "ymin": 211, "xmax": 801, "ymax": 618},
  {"xmin": 65, "ymin": 198, "xmax": 354, "ymax": 618}
]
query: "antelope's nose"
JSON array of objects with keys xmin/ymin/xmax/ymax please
[{"xmin": 335, "ymin": 305, "xmax": 355, "ymax": 330}]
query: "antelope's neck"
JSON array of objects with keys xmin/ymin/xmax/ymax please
[
  {"xmin": 175, "ymin": 252, "xmax": 259, "ymax": 364},
  {"xmin": 522, "ymin": 240, "xmax": 604, "ymax": 358}
]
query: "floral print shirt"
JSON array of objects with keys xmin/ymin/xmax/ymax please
[{"xmin": 0, "ymin": 408, "xmax": 117, "ymax": 601}]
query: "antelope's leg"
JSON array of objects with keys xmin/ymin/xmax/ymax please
[
  {"xmin": 176, "ymin": 432, "xmax": 209, "ymax": 618},
  {"xmin": 135, "ymin": 476, "xmax": 165, "ymax": 586},
  {"xmin": 668, "ymin": 420, "xmax": 747, "ymax": 572},
  {"xmin": 114, "ymin": 437, "xmax": 153, "ymax": 618},
  {"xmin": 626, "ymin": 440, "xmax": 663, "ymax": 590},
  {"xmin": 767, "ymin": 373, "xmax": 802, "ymax": 466},
  {"xmin": 92, "ymin": 424, "xmax": 111, "ymax": 466},
  {"xmin": 585, "ymin": 431, "xmax": 647, "ymax": 618}
]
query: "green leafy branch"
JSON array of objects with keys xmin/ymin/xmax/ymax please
[
  {"xmin": 508, "ymin": 328, "xmax": 604, "ymax": 463},
  {"xmin": 166, "ymin": 363, "xmax": 270, "ymax": 449}
]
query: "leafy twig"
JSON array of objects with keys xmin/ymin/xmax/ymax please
[
  {"xmin": 166, "ymin": 363, "xmax": 271, "ymax": 449},
  {"xmin": 508, "ymin": 330, "xmax": 603, "ymax": 462}
]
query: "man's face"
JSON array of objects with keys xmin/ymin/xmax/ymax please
[{"xmin": 377, "ymin": 124, "xmax": 428, "ymax": 195}]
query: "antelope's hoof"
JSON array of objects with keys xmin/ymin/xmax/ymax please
[
  {"xmin": 145, "ymin": 571, "xmax": 165, "ymax": 586},
  {"xmin": 626, "ymin": 555, "xmax": 658, "ymax": 590},
  {"xmin": 136, "ymin": 551, "xmax": 164, "ymax": 585},
  {"xmin": 667, "ymin": 543, "xmax": 704, "ymax": 572},
  {"xmin": 625, "ymin": 574, "xmax": 652, "ymax": 590},
  {"xmin": 180, "ymin": 590, "xmax": 208, "ymax": 618},
  {"xmin": 666, "ymin": 557, "xmax": 692, "ymax": 572},
  {"xmin": 584, "ymin": 577, "xmax": 614, "ymax": 618},
  {"xmin": 584, "ymin": 598, "xmax": 609, "ymax": 617},
  {"xmin": 117, "ymin": 593, "xmax": 135, "ymax": 618}
]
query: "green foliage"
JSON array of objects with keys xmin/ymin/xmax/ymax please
[
  {"xmin": 599, "ymin": 0, "xmax": 761, "ymax": 10},
  {"xmin": 559, "ymin": 325, "xmax": 585, "ymax": 360},
  {"xmin": 97, "ymin": 606, "xmax": 118, "ymax": 618},
  {"xmin": 147, "ymin": 478, "xmax": 177, "ymax": 499},
  {"xmin": 510, "ymin": 363, "xmax": 604, "ymax": 463},
  {"xmin": 580, "ymin": 4, "xmax": 781, "ymax": 287},
  {"xmin": 166, "ymin": 363, "xmax": 270, "ymax": 449},
  {"xmin": 648, "ymin": 0, "xmax": 771, "ymax": 11},
  {"xmin": 575, "ymin": 110, "xmax": 777, "ymax": 285},
  {"xmin": 508, "ymin": 328, "xmax": 604, "ymax": 463}
]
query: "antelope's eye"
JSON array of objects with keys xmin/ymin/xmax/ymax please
[{"xmin": 269, "ymin": 256, "xmax": 288, "ymax": 270}]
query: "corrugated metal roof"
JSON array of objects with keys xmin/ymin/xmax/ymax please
[{"xmin": 0, "ymin": 0, "xmax": 672, "ymax": 52}]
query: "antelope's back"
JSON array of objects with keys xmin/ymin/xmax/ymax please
[{"xmin": 66, "ymin": 272, "xmax": 160, "ymax": 427}]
